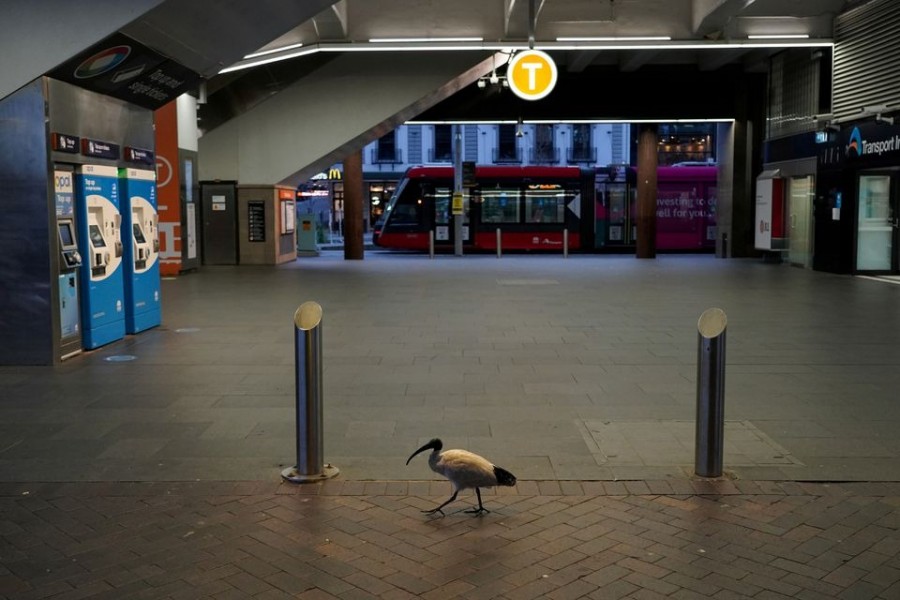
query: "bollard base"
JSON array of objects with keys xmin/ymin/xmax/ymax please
[
  {"xmin": 281, "ymin": 463, "xmax": 340, "ymax": 484},
  {"xmin": 684, "ymin": 466, "xmax": 737, "ymax": 480}
]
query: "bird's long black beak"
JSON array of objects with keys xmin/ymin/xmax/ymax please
[{"xmin": 406, "ymin": 438, "xmax": 442, "ymax": 465}]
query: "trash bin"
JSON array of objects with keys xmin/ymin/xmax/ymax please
[{"xmin": 297, "ymin": 217, "xmax": 319, "ymax": 255}]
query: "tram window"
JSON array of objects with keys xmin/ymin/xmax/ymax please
[
  {"xmin": 388, "ymin": 182, "xmax": 425, "ymax": 226},
  {"xmin": 391, "ymin": 204, "xmax": 421, "ymax": 225},
  {"xmin": 427, "ymin": 185, "xmax": 452, "ymax": 225},
  {"xmin": 525, "ymin": 184, "xmax": 567, "ymax": 223},
  {"xmin": 480, "ymin": 185, "xmax": 520, "ymax": 223}
]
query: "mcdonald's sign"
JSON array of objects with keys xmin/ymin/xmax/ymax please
[{"xmin": 328, "ymin": 167, "xmax": 342, "ymax": 180}]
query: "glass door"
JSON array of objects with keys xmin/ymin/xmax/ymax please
[
  {"xmin": 856, "ymin": 174, "xmax": 897, "ymax": 272},
  {"xmin": 601, "ymin": 183, "xmax": 632, "ymax": 246},
  {"xmin": 428, "ymin": 184, "xmax": 469, "ymax": 248},
  {"xmin": 788, "ymin": 175, "xmax": 814, "ymax": 268}
]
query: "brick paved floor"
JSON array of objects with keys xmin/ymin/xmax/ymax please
[{"xmin": 2, "ymin": 480, "xmax": 899, "ymax": 599}]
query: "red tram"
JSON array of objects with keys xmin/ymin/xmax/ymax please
[
  {"xmin": 373, "ymin": 164, "xmax": 717, "ymax": 252},
  {"xmin": 374, "ymin": 165, "xmax": 593, "ymax": 251}
]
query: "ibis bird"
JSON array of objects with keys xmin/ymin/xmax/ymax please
[{"xmin": 406, "ymin": 438, "xmax": 517, "ymax": 515}]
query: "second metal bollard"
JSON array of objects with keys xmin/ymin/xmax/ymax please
[
  {"xmin": 695, "ymin": 308, "xmax": 727, "ymax": 478},
  {"xmin": 282, "ymin": 301, "xmax": 339, "ymax": 483}
]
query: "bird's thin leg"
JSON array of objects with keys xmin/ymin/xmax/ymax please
[
  {"xmin": 464, "ymin": 488, "xmax": 490, "ymax": 514},
  {"xmin": 423, "ymin": 490, "xmax": 458, "ymax": 515}
]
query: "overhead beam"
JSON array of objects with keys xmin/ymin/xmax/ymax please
[
  {"xmin": 693, "ymin": 0, "xmax": 757, "ymax": 38},
  {"xmin": 505, "ymin": 0, "xmax": 546, "ymax": 40},
  {"xmin": 313, "ymin": 0, "xmax": 347, "ymax": 41}
]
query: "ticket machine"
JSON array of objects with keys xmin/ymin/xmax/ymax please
[
  {"xmin": 120, "ymin": 168, "xmax": 161, "ymax": 333},
  {"xmin": 54, "ymin": 167, "xmax": 82, "ymax": 359},
  {"xmin": 57, "ymin": 217, "xmax": 82, "ymax": 350},
  {"xmin": 75, "ymin": 164, "xmax": 125, "ymax": 349}
]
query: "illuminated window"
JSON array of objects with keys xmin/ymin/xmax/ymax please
[
  {"xmin": 480, "ymin": 185, "xmax": 521, "ymax": 223},
  {"xmin": 525, "ymin": 183, "xmax": 568, "ymax": 223}
]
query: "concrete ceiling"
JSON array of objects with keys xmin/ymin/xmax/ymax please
[{"xmin": 225, "ymin": 0, "xmax": 849, "ymax": 75}]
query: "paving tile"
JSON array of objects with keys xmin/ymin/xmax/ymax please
[{"xmin": 3, "ymin": 259, "xmax": 900, "ymax": 597}]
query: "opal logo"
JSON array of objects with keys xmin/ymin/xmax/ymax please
[{"xmin": 847, "ymin": 127, "xmax": 862, "ymax": 157}]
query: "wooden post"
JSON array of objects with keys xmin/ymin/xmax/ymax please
[
  {"xmin": 343, "ymin": 150, "xmax": 364, "ymax": 260},
  {"xmin": 636, "ymin": 124, "xmax": 658, "ymax": 259}
]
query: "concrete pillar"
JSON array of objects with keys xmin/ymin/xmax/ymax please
[
  {"xmin": 343, "ymin": 150, "xmax": 364, "ymax": 260},
  {"xmin": 636, "ymin": 123, "xmax": 658, "ymax": 259}
]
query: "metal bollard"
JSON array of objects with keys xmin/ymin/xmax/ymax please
[
  {"xmin": 695, "ymin": 308, "xmax": 727, "ymax": 477},
  {"xmin": 282, "ymin": 301, "xmax": 339, "ymax": 483},
  {"xmin": 563, "ymin": 229, "xmax": 569, "ymax": 258},
  {"xmin": 496, "ymin": 228, "xmax": 502, "ymax": 258},
  {"xmin": 429, "ymin": 230, "xmax": 435, "ymax": 259}
]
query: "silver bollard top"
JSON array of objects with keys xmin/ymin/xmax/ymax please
[
  {"xmin": 294, "ymin": 301, "xmax": 323, "ymax": 331},
  {"xmin": 697, "ymin": 308, "xmax": 727, "ymax": 338}
]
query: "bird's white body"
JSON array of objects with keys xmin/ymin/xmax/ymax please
[{"xmin": 429, "ymin": 449, "xmax": 497, "ymax": 491}]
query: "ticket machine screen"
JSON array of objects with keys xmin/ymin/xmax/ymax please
[
  {"xmin": 57, "ymin": 219, "xmax": 81, "ymax": 270},
  {"xmin": 133, "ymin": 223, "xmax": 147, "ymax": 244},
  {"xmin": 89, "ymin": 224, "xmax": 106, "ymax": 247},
  {"xmin": 58, "ymin": 222, "xmax": 74, "ymax": 246}
]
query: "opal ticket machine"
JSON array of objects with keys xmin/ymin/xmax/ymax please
[
  {"xmin": 54, "ymin": 166, "xmax": 83, "ymax": 359},
  {"xmin": 120, "ymin": 168, "xmax": 161, "ymax": 333},
  {"xmin": 75, "ymin": 164, "xmax": 125, "ymax": 349}
]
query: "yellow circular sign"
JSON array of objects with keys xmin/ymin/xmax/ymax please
[{"xmin": 506, "ymin": 50, "xmax": 558, "ymax": 101}]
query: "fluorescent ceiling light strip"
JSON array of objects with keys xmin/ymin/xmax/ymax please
[
  {"xmin": 369, "ymin": 37, "xmax": 483, "ymax": 43},
  {"xmin": 556, "ymin": 36, "xmax": 671, "ymax": 41},
  {"xmin": 747, "ymin": 34, "xmax": 810, "ymax": 39},
  {"xmin": 320, "ymin": 43, "xmax": 488, "ymax": 52},
  {"xmin": 406, "ymin": 118, "xmax": 736, "ymax": 125},
  {"xmin": 219, "ymin": 46, "xmax": 320, "ymax": 74},
  {"xmin": 243, "ymin": 42, "xmax": 304, "ymax": 59},
  {"xmin": 550, "ymin": 40, "xmax": 831, "ymax": 50}
]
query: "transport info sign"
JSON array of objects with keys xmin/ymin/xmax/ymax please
[{"xmin": 506, "ymin": 50, "xmax": 558, "ymax": 101}]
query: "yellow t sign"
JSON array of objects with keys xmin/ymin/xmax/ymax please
[{"xmin": 506, "ymin": 50, "xmax": 558, "ymax": 101}]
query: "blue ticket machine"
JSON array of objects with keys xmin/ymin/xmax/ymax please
[
  {"xmin": 120, "ymin": 168, "xmax": 161, "ymax": 333},
  {"xmin": 75, "ymin": 164, "xmax": 125, "ymax": 349}
]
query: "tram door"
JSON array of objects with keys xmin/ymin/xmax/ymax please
[
  {"xmin": 597, "ymin": 181, "xmax": 634, "ymax": 248},
  {"xmin": 428, "ymin": 183, "xmax": 469, "ymax": 248},
  {"xmin": 856, "ymin": 173, "xmax": 899, "ymax": 273}
]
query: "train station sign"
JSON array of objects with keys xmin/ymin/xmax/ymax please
[{"xmin": 506, "ymin": 50, "xmax": 558, "ymax": 101}]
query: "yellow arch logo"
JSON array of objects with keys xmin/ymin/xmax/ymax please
[{"xmin": 507, "ymin": 50, "xmax": 558, "ymax": 101}]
